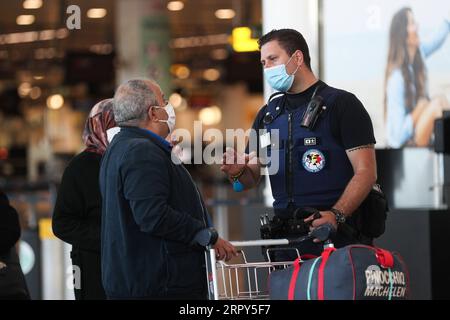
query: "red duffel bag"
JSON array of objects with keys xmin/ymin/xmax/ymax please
[{"xmin": 269, "ymin": 245, "xmax": 410, "ymax": 300}]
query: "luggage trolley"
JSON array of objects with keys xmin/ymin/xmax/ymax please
[
  {"xmin": 205, "ymin": 239, "xmax": 301, "ymax": 300},
  {"xmin": 205, "ymin": 224, "xmax": 335, "ymax": 300}
]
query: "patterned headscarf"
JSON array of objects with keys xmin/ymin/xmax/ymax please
[{"xmin": 82, "ymin": 99, "xmax": 116, "ymax": 155}]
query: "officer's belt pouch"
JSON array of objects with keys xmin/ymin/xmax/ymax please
[
  {"xmin": 269, "ymin": 245, "xmax": 409, "ymax": 300},
  {"xmin": 260, "ymin": 214, "xmax": 310, "ymax": 239},
  {"xmin": 356, "ymin": 185, "xmax": 388, "ymax": 238}
]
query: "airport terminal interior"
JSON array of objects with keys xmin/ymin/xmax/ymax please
[{"xmin": 0, "ymin": 0, "xmax": 450, "ymax": 300}]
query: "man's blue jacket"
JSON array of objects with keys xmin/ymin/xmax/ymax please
[{"xmin": 99, "ymin": 127, "xmax": 207, "ymax": 299}]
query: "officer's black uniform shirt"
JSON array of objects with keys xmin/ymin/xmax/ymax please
[{"xmin": 247, "ymin": 80, "xmax": 376, "ymax": 155}]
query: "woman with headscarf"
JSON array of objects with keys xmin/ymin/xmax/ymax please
[
  {"xmin": 52, "ymin": 99, "xmax": 118, "ymax": 300},
  {"xmin": 384, "ymin": 8, "xmax": 449, "ymax": 148}
]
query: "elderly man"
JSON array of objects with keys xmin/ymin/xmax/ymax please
[{"xmin": 99, "ymin": 79, "xmax": 236, "ymax": 300}]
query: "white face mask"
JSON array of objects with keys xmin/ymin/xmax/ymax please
[
  {"xmin": 106, "ymin": 127, "xmax": 121, "ymax": 143},
  {"xmin": 154, "ymin": 103, "xmax": 176, "ymax": 134}
]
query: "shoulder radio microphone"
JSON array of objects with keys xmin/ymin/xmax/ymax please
[{"xmin": 300, "ymin": 84, "xmax": 326, "ymax": 130}]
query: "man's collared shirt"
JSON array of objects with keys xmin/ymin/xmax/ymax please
[{"xmin": 140, "ymin": 128, "xmax": 172, "ymax": 152}]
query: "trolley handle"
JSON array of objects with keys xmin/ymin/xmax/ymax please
[{"xmin": 230, "ymin": 223, "xmax": 335, "ymax": 248}]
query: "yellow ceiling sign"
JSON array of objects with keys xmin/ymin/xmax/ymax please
[
  {"xmin": 39, "ymin": 218, "xmax": 56, "ymax": 240},
  {"xmin": 231, "ymin": 27, "xmax": 259, "ymax": 52}
]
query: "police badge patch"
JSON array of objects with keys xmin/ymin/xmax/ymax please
[{"xmin": 302, "ymin": 149, "xmax": 326, "ymax": 173}]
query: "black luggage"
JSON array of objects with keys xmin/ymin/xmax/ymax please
[{"xmin": 269, "ymin": 244, "xmax": 409, "ymax": 300}]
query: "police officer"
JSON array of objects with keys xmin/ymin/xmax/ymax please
[{"xmin": 221, "ymin": 29, "xmax": 377, "ymax": 259}]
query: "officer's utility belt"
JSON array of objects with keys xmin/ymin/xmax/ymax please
[
  {"xmin": 260, "ymin": 184, "xmax": 388, "ymax": 241},
  {"xmin": 260, "ymin": 207, "xmax": 321, "ymax": 240}
]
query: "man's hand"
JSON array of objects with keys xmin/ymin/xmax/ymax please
[
  {"xmin": 220, "ymin": 148, "xmax": 256, "ymax": 177},
  {"xmin": 304, "ymin": 211, "xmax": 337, "ymax": 243},
  {"xmin": 166, "ymin": 133, "xmax": 183, "ymax": 146},
  {"xmin": 213, "ymin": 237, "xmax": 238, "ymax": 261}
]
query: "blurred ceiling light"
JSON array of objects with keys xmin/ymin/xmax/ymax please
[
  {"xmin": 215, "ymin": 9, "xmax": 235, "ymax": 19},
  {"xmin": 167, "ymin": 1, "xmax": 184, "ymax": 11},
  {"xmin": 18, "ymin": 82, "xmax": 32, "ymax": 97},
  {"xmin": 176, "ymin": 67, "xmax": 190, "ymax": 79},
  {"xmin": 171, "ymin": 64, "xmax": 190, "ymax": 79},
  {"xmin": 55, "ymin": 28, "xmax": 69, "ymax": 39},
  {"xmin": 16, "ymin": 15, "xmax": 35, "ymax": 25},
  {"xmin": 169, "ymin": 93, "xmax": 183, "ymax": 108},
  {"xmin": 90, "ymin": 44, "xmax": 113, "ymax": 55},
  {"xmin": 0, "ymin": 28, "xmax": 67, "ymax": 45},
  {"xmin": 199, "ymin": 106, "xmax": 222, "ymax": 126},
  {"xmin": 34, "ymin": 48, "xmax": 56, "ymax": 60},
  {"xmin": 47, "ymin": 94, "xmax": 64, "ymax": 110},
  {"xmin": 7, "ymin": 31, "xmax": 39, "ymax": 44},
  {"xmin": 211, "ymin": 48, "xmax": 228, "ymax": 60},
  {"xmin": 177, "ymin": 99, "xmax": 187, "ymax": 111},
  {"xmin": 170, "ymin": 34, "xmax": 229, "ymax": 49},
  {"xmin": 30, "ymin": 87, "xmax": 41, "ymax": 100},
  {"xmin": 169, "ymin": 93, "xmax": 188, "ymax": 111},
  {"xmin": 231, "ymin": 27, "xmax": 259, "ymax": 52},
  {"xmin": 23, "ymin": 0, "xmax": 43, "ymax": 9},
  {"xmin": 203, "ymin": 68, "xmax": 221, "ymax": 81},
  {"xmin": 87, "ymin": 8, "xmax": 107, "ymax": 19},
  {"xmin": 45, "ymin": 48, "xmax": 56, "ymax": 59},
  {"xmin": 39, "ymin": 29, "xmax": 55, "ymax": 41},
  {"xmin": 33, "ymin": 75, "xmax": 44, "ymax": 80}
]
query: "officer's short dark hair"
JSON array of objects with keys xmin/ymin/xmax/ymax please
[{"xmin": 258, "ymin": 29, "xmax": 312, "ymax": 70}]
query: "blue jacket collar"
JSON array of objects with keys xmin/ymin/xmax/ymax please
[{"xmin": 119, "ymin": 126, "xmax": 172, "ymax": 153}]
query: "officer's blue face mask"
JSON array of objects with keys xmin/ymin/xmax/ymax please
[{"xmin": 263, "ymin": 53, "xmax": 300, "ymax": 92}]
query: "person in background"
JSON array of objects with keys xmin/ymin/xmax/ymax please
[
  {"xmin": 0, "ymin": 189, "xmax": 30, "ymax": 300},
  {"xmin": 52, "ymin": 99, "xmax": 118, "ymax": 300},
  {"xmin": 385, "ymin": 7, "xmax": 450, "ymax": 148}
]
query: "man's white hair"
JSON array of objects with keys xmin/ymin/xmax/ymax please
[{"xmin": 113, "ymin": 79, "xmax": 159, "ymax": 126}]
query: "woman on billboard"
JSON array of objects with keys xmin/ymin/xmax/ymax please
[{"xmin": 384, "ymin": 7, "xmax": 450, "ymax": 147}]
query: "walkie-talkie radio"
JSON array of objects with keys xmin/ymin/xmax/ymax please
[{"xmin": 300, "ymin": 85, "xmax": 326, "ymax": 130}]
